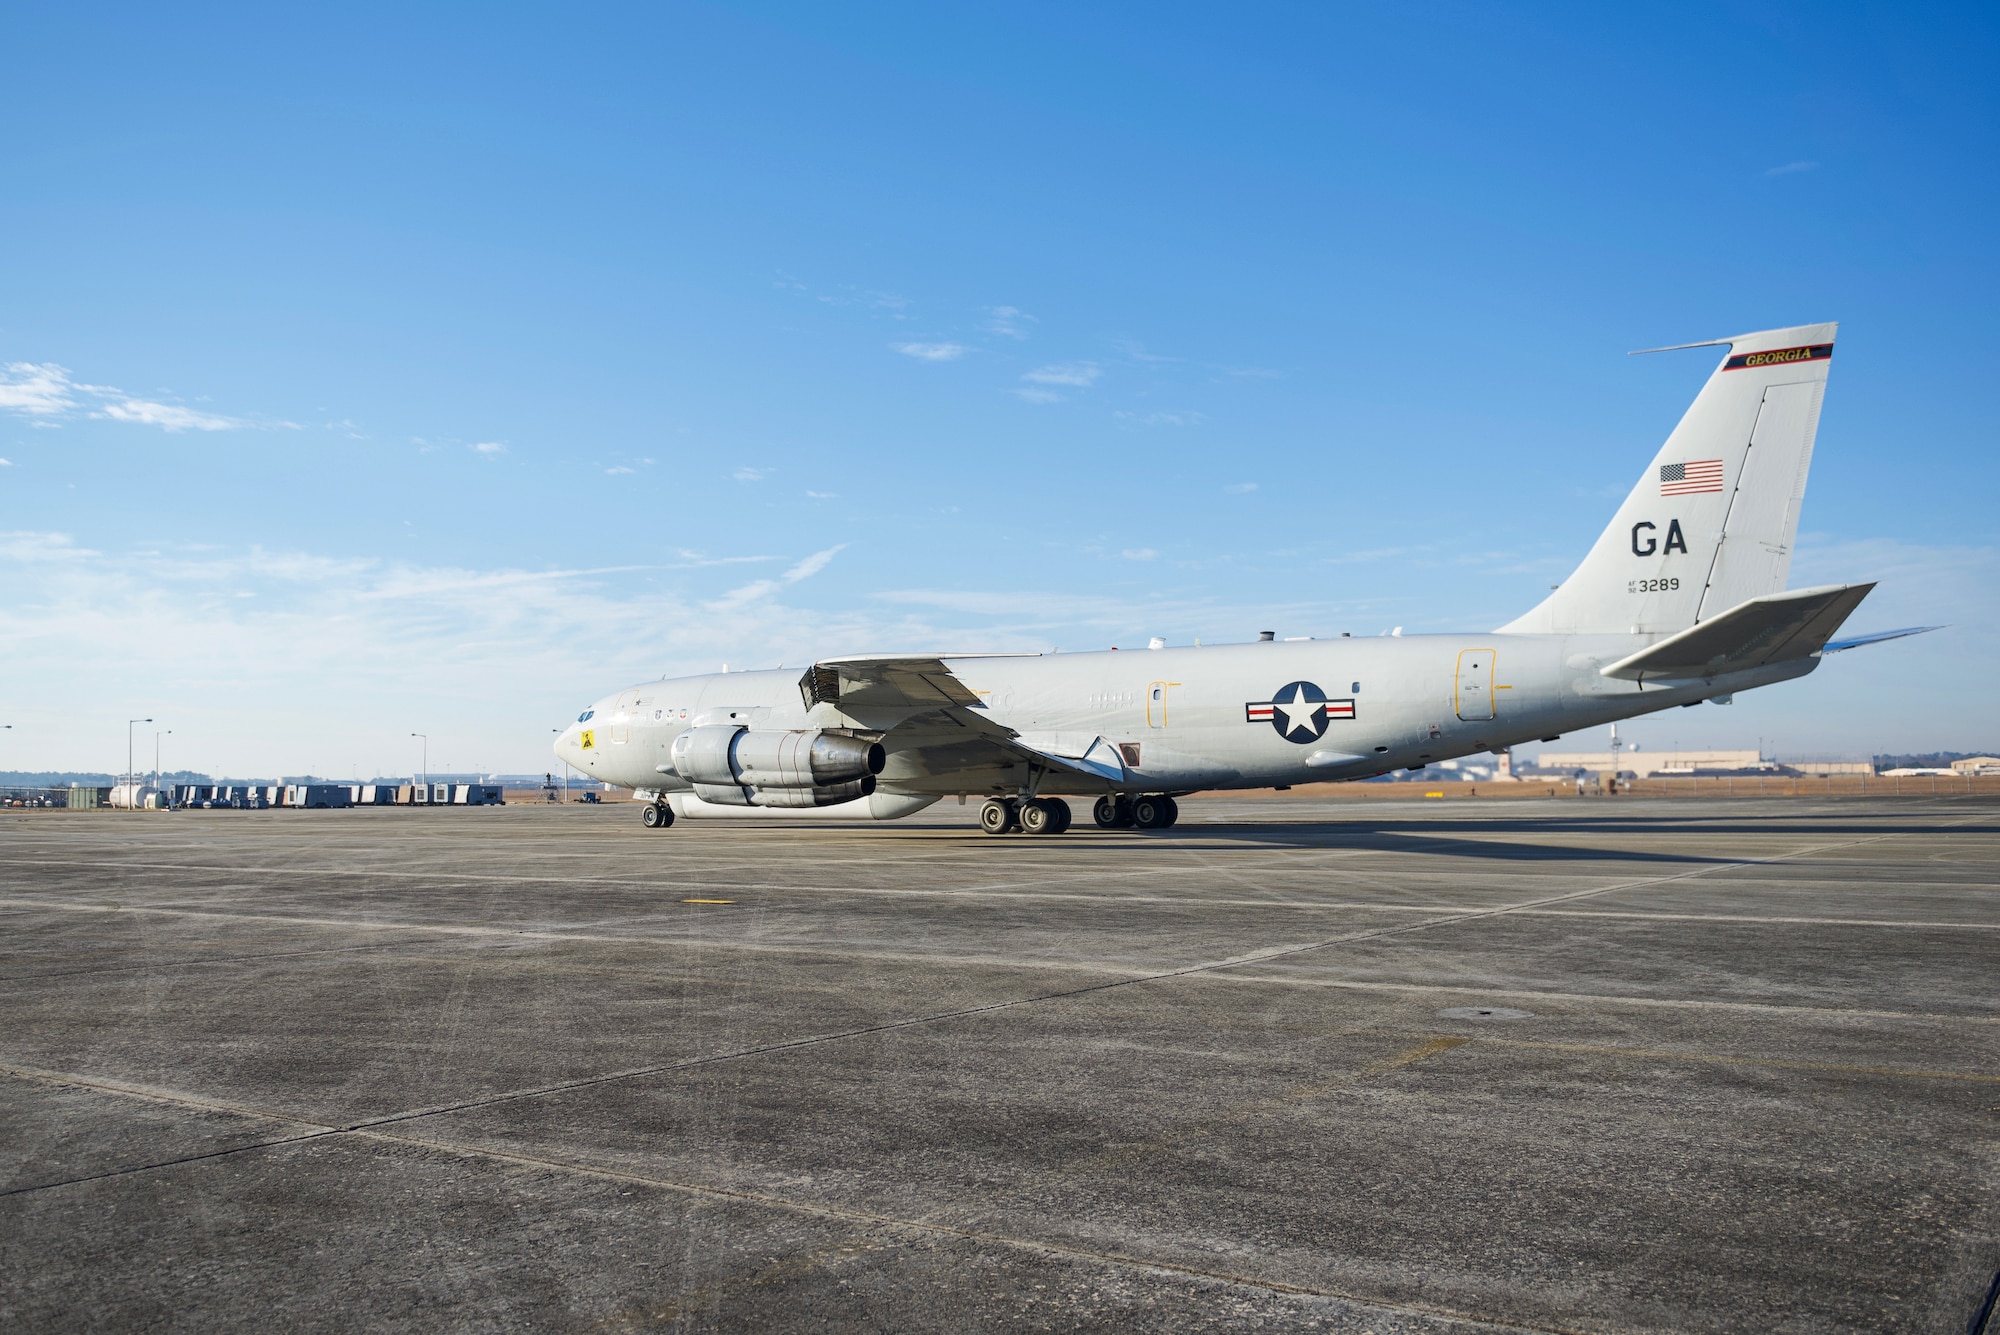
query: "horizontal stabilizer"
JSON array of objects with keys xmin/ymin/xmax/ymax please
[
  {"xmin": 1599, "ymin": 582, "xmax": 1874, "ymax": 682},
  {"xmin": 1821, "ymin": 625, "xmax": 1942, "ymax": 654}
]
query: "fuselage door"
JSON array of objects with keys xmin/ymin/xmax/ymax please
[
  {"xmin": 1455, "ymin": 650, "xmax": 1496, "ymax": 721},
  {"xmin": 1146, "ymin": 681, "xmax": 1177, "ymax": 728}
]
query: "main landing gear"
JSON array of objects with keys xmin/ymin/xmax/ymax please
[
  {"xmin": 1092, "ymin": 795, "xmax": 1179, "ymax": 830},
  {"xmin": 641, "ymin": 801, "xmax": 675, "ymax": 829},
  {"xmin": 979, "ymin": 796, "xmax": 1072, "ymax": 836},
  {"xmin": 977, "ymin": 795, "xmax": 1180, "ymax": 835}
]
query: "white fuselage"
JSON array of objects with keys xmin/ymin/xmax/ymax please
[{"xmin": 553, "ymin": 634, "xmax": 1811, "ymax": 799}]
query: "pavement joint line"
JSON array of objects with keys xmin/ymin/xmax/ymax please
[
  {"xmin": 0, "ymin": 938, "xmax": 436, "ymax": 982},
  {"xmin": 1466, "ymin": 1037, "xmax": 2000, "ymax": 1084},
  {"xmin": 10, "ymin": 823, "xmax": 1920, "ymax": 1143},
  {"xmin": 8, "ymin": 882, "xmax": 1991, "ymax": 933},
  {"xmin": 0, "ymin": 1058, "xmax": 1582, "ymax": 1335},
  {"xmin": 0, "ymin": 846, "xmax": 1413, "ymax": 901},
  {"xmin": 1203, "ymin": 974, "xmax": 2000, "ymax": 1024},
  {"xmin": 16, "ymin": 940, "xmax": 1993, "ymax": 1029},
  {"xmin": 346, "ymin": 1125, "xmax": 1584, "ymax": 1335}
]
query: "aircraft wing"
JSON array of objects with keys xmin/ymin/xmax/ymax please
[
  {"xmin": 798, "ymin": 654, "xmax": 1046, "ymax": 711},
  {"xmin": 1599, "ymin": 582, "xmax": 1874, "ymax": 683},
  {"xmin": 799, "ymin": 656, "xmax": 1127, "ymax": 790}
]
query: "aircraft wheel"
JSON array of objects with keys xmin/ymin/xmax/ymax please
[
  {"xmin": 979, "ymin": 798, "xmax": 1017, "ymax": 836},
  {"xmin": 641, "ymin": 802, "xmax": 675, "ymax": 830},
  {"xmin": 1131, "ymin": 795, "xmax": 1174, "ymax": 830},
  {"xmin": 1045, "ymin": 798, "xmax": 1072, "ymax": 834},
  {"xmin": 1093, "ymin": 795, "xmax": 1135, "ymax": 829},
  {"xmin": 1019, "ymin": 798, "xmax": 1057, "ymax": 835},
  {"xmin": 1158, "ymin": 795, "xmax": 1179, "ymax": 828}
]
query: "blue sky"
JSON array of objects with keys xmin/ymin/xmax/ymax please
[{"xmin": 3, "ymin": 2, "xmax": 1994, "ymax": 777}]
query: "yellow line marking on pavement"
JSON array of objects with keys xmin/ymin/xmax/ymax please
[{"xmin": 680, "ymin": 899, "xmax": 735, "ymax": 905}]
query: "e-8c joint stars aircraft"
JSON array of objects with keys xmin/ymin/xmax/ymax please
[{"xmin": 555, "ymin": 322, "xmax": 1930, "ymax": 836}]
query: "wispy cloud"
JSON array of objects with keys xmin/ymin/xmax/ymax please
[
  {"xmin": 1763, "ymin": 160, "xmax": 1818, "ymax": 176},
  {"xmin": 471, "ymin": 441, "xmax": 507, "ymax": 456},
  {"xmin": 817, "ymin": 286, "xmax": 910, "ymax": 315},
  {"xmin": 709, "ymin": 543, "xmax": 848, "ymax": 609},
  {"xmin": 1115, "ymin": 410, "xmax": 1203, "ymax": 427},
  {"xmin": 670, "ymin": 549, "xmax": 776, "ymax": 568},
  {"xmin": 806, "ymin": 490, "xmax": 836, "ymax": 499},
  {"xmin": 605, "ymin": 465, "xmax": 635, "ymax": 475},
  {"xmin": 733, "ymin": 466, "xmax": 772, "ymax": 482},
  {"xmin": 0, "ymin": 363, "xmax": 79, "ymax": 416},
  {"xmin": 1109, "ymin": 339, "xmax": 1176, "ymax": 364},
  {"xmin": 1120, "ymin": 548, "xmax": 1158, "ymax": 561},
  {"xmin": 97, "ymin": 398, "xmax": 247, "ymax": 431},
  {"xmin": 784, "ymin": 544, "xmax": 846, "ymax": 582},
  {"xmin": 1012, "ymin": 387, "xmax": 1066, "ymax": 405},
  {"xmin": 1, "ymin": 360, "xmax": 281, "ymax": 432},
  {"xmin": 893, "ymin": 341, "xmax": 968, "ymax": 362},
  {"xmin": 983, "ymin": 306, "xmax": 1036, "ymax": 339},
  {"xmin": 1224, "ymin": 482, "xmax": 1258, "ymax": 494},
  {"xmin": 1022, "ymin": 361, "xmax": 1101, "ymax": 387},
  {"xmin": 0, "ymin": 458, "xmax": 11, "ymax": 467}
]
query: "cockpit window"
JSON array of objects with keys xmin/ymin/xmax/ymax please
[{"xmin": 577, "ymin": 709, "xmax": 595, "ymax": 723}]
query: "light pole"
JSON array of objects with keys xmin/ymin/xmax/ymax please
[
  {"xmin": 552, "ymin": 729, "xmax": 574, "ymax": 803},
  {"xmin": 411, "ymin": 733, "xmax": 428, "ymax": 791},
  {"xmin": 128, "ymin": 718, "xmax": 152, "ymax": 810}
]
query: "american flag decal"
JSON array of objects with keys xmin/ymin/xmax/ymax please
[{"xmin": 1660, "ymin": 459, "xmax": 1725, "ymax": 496}]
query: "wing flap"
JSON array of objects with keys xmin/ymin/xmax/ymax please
[{"xmin": 1600, "ymin": 582, "xmax": 1874, "ymax": 682}]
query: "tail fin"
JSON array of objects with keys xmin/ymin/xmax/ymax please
[{"xmin": 1500, "ymin": 322, "xmax": 1836, "ymax": 636}]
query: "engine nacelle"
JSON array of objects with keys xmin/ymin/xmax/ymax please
[
  {"xmin": 671, "ymin": 726, "xmax": 885, "ymax": 806},
  {"xmin": 688, "ymin": 775, "xmax": 876, "ymax": 808}
]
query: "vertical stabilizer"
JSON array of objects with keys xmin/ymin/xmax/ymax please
[{"xmin": 1500, "ymin": 322, "xmax": 1836, "ymax": 636}]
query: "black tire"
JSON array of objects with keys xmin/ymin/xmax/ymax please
[
  {"xmin": 1132, "ymin": 795, "xmax": 1171, "ymax": 830},
  {"xmin": 1158, "ymin": 796, "xmax": 1179, "ymax": 828},
  {"xmin": 979, "ymin": 798, "xmax": 1016, "ymax": 835},
  {"xmin": 641, "ymin": 802, "xmax": 674, "ymax": 829},
  {"xmin": 1019, "ymin": 798, "xmax": 1054, "ymax": 835},
  {"xmin": 1092, "ymin": 795, "xmax": 1134, "ymax": 829},
  {"xmin": 1045, "ymin": 798, "xmax": 1072, "ymax": 834}
]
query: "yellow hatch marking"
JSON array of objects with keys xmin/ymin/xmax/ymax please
[
  {"xmin": 1425, "ymin": 791, "xmax": 1445, "ymax": 798},
  {"xmin": 681, "ymin": 898, "xmax": 736, "ymax": 905}
]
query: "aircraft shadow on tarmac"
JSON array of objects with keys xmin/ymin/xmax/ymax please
[{"xmin": 1098, "ymin": 810, "xmax": 1998, "ymax": 860}]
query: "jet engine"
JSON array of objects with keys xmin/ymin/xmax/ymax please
[{"xmin": 667, "ymin": 726, "xmax": 885, "ymax": 808}]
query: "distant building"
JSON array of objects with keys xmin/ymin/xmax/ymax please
[
  {"xmin": 1526, "ymin": 749, "xmax": 1772, "ymax": 778},
  {"xmin": 1951, "ymin": 756, "xmax": 2000, "ymax": 775},
  {"xmin": 1790, "ymin": 762, "xmax": 1874, "ymax": 776}
]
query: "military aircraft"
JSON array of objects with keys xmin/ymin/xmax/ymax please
[{"xmin": 554, "ymin": 321, "xmax": 1928, "ymax": 835}]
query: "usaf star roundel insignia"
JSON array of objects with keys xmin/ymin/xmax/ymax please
[{"xmin": 1245, "ymin": 681, "xmax": 1356, "ymax": 743}]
